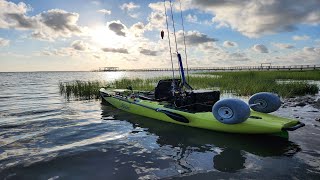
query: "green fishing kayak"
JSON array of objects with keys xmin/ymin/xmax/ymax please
[{"xmin": 100, "ymin": 88, "xmax": 304, "ymax": 137}]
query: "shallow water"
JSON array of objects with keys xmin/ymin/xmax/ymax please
[{"xmin": 0, "ymin": 72, "xmax": 319, "ymax": 179}]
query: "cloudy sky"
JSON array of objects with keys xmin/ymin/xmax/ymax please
[{"xmin": 0, "ymin": 0, "xmax": 319, "ymax": 72}]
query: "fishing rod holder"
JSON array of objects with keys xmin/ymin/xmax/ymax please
[{"xmin": 177, "ymin": 53, "xmax": 192, "ymax": 90}]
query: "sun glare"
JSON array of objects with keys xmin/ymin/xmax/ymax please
[{"xmin": 90, "ymin": 26, "xmax": 129, "ymax": 48}]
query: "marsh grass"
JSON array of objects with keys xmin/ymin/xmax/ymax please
[
  {"xmin": 196, "ymin": 71, "xmax": 320, "ymax": 96},
  {"xmin": 201, "ymin": 70, "xmax": 320, "ymax": 80},
  {"xmin": 59, "ymin": 70, "xmax": 320, "ymax": 100},
  {"xmin": 59, "ymin": 80, "xmax": 104, "ymax": 100},
  {"xmin": 59, "ymin": 78, "xmax": 160, "ymax": 100},
  {"xmin": 112, "ymin": 78, "xmax": 158, "ymax": 90}
]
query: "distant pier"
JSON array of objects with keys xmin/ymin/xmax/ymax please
[
  {"xmin": 97, "ymin": 64, "xmax": 320, "ymax": 72},
  {"xmin": 98, "ymin": 67, "xmax": 119, "ymax": 71}
]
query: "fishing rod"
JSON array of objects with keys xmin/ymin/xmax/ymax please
[
  {"xmin": 178, "ymin": 0, "xmax": 190, "ymax": 83},
  {"xmin": 165, "ymin": 0, "xmax": 192, "ymax": 90},
  {"xmin": 163, "ymin": 0, "xmax": 175, "ymax": 92}
]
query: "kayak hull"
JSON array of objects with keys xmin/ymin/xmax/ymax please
[{"xmin": 100, "ymin": 88, "xmax": 301, "ymax": 135}]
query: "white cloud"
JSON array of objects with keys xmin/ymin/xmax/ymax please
[
  {"xmin": 120, "ymin": 2, "xmax": 140, "ymax": 18},
  {"xmin": 187, "ymin": 43, "xmax": 252, "ymax": 67},
  {"xmin": 272, "ymin": 47, "xmax": 320, "ymax": 65},
  {"xmin": 0, "ymin": 0, "xmax": 36, "ymax": 29},
  {"xmin": 186, "ymin": 14, "xmax": 198, "ymax": 23},
  {"xmin": 101, "ymin": 47, "xmax": 128, "ymax": 54},
  {"xmin": 147, "ymin": 1, "xmax": 210, "ymax": 32},
  {"xmin": 97, "ymin": 9, "xmax": 111, "ymax": 15},
  {"xmin": 303, "ymin": 47, "xmax": 319, "ymax": 53},
  {"xmin": 252, "ymin": 44, "xmax": 269, "ymax": 53},
  {"xmin": 39, "ymin": 9, "xmax": 82, "ymax": 36},
  {"xmin": 40, "ymin": 50, "xmax": 53, "ymax": 56},
  {"xmin": 29, "ymin": 9, "xmax": 85, "ymax": 41},
  {"xmin": 130, "ymin": 22, "xmax": 145, "ymax": 37},
  {"xmin": 177, "ymin": 30, "xmax": 218, "ymax": 46},
  {"xmin": 190, "ymin": 0, "xmax": 320, "ymax": 37},
  {"xmin": 39, "ymin": 42, "xmax": 94, "ymax": 57},
  {"xmin": 226, "ymin": 52, "xmax": 250, "ymax": 62},
  {"xmin": 198, "ymin": 42, "xmax": 220, "ymax": 52},
  {"xmin": 120, "ymin": 2, "xmax": 140, "ymax": 11},
  {"xmin": 46, "ymin": 48, "xmax": 78, "ymax": 57},
  {"xmin": 0, "ymin": 37, "xmax": 10, "ymax": 47},
  {"xmin": 31, "ymin": 31, "xmax": 53, "ymax": 41},
  {"xmin": 292, "ymin": 35, "xmax": 310, "ymax": 41},
  {"xmin": 139, "ymin": 48, "xmax": 157, "ymax": 56},
  {"xmin": 146, "ymin": 1, "xmax": 193, "ymax": 30},
  {"xmin": 0, "ymin": 1, "xmax": 85, "ymax": 41},
  {"xmin": 272, "ymin": 43, "xmax": 295, "ymax": 49},
  {"xmin": 145, "ymin": 11, "xmax": 166, "ymax": 30},
  {"xmin": 107, "ymin": 20, "xmax": 126, "ymax": 37},
  {"xmin": 148, "ymin": 1, "xmax": 168, "ymax": 12},
  {"xmin": 223, "ymin": 41, "xmax": 238, "ymax": 48},
  {"xmin": 149, "ymin": 1, "xmax": 192, "ymax": 12},
  {"xmin": 71, "ymin": 40, "xmax": 90, "ymax": 51}
]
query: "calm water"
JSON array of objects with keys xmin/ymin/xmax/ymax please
[{"xmin": 0, "ymin": 72, "xmax": 319, "ymax": 179}]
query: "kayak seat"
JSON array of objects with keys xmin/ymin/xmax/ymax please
[
  {"xmin": 155, "ymin": 79, "xmax": 181, "ymax": 101},
  {"xmin": 174, "ymin": 90, "xmax": 220, "ymax": 112}
]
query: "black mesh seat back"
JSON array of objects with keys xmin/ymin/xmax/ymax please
[{"xmin": 155, "ymin": 79, "xmax": 180, "ymax": 100}]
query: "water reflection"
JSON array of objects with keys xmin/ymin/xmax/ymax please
[
  {"xmin": 101, "ymin": 103, "xmax": 301, "ymax": 173},
  {"xmin": 213, "ymin": 149, "xmax": 245, "ymax": 172}
]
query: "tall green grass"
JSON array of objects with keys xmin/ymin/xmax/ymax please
[
  {"xmin": 59, "ymin": 80, "xmax": 104, "ymax": 100},
  {"xmin": 59, "ymin": 70, "xmax": 320, "ymax": 100},
  {"xmin": 112, "ymin": 78, "xmax": 158, "ymax": 90},
  {"xmin": 201, "ymin": 70, "xmax": 320, "ymax": 80},
  {"xmin": 189, "ymin": 71, "xmax": 320, "ymax": 96}
]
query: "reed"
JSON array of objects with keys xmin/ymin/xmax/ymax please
[{"xmin": 59, "ymin": 70, "xmax": 320, "ymax": 100}]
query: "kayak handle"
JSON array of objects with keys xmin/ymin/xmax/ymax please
[{"xmin": 282, "ymin": 122, "xmax": 305, "ymax": 131}]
